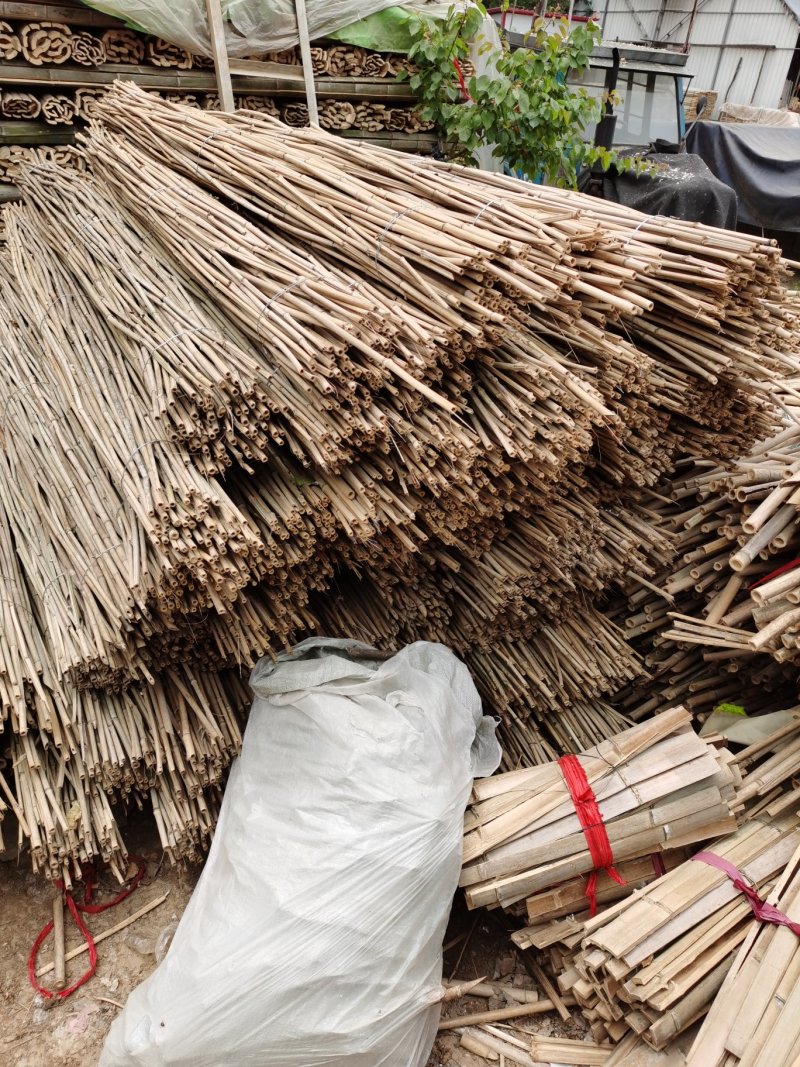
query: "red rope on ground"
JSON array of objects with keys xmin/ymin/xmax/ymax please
[
  {"xmin": 27, "ymin": 855, "xmax": 146, "ymax": 999},
  {"xmin": 79, "ymin": 854, "xmax": 146, "ymax": 914},
  {"xmin": 558, "ymin": 755, "xmax": 625, "ymax": 917},
  {"xmin": 693, "ymin": 851, "xmax": 800, "ymax": 936}
]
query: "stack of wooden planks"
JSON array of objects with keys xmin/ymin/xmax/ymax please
[{"xmin": 0, "ymin": 83, "xmax": 798, "ymax": 877}]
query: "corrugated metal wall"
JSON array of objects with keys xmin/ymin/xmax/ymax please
[{"xmin": 600, "ymin": 0, "xmax": 800, "ymax": 108}]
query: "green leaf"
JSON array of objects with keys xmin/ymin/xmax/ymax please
[{"xmin": 715, "ymin": 702, "xmax": 747, "ymax": 717}]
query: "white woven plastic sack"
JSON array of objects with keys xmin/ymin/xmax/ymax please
[{"xmin": 100, "ymin": 638, "xmax": 501, "ymax": 1066}]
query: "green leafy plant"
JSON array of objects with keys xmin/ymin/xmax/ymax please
[{"xmin": 405, "ymin": 4, "xmax": 640, "ymax": 188}]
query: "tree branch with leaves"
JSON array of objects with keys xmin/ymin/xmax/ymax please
[{"xmin": 405, "ymin": 4, "xmax": 642, "ymax": 188}]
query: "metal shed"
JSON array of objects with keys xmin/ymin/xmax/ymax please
[{"xmin": 599, "ymin": 0, "xmax": 800, "ymax": 109}]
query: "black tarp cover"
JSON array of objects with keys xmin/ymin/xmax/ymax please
[
  {"xmin": 687, "ymin": 120, "xmax": 800, "ymax": 232},
  {"xmin": 599, "ymin": 152, "xmax": 738, "ymax": 230}
]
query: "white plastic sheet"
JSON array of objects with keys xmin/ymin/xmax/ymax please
[
  {"xmin": 85, "ymin": 1, "xmax": 440, "ymax": 57},
  {"xmin": 100, "ymin": 638, "xmax": 501, "ymax": 1066}
]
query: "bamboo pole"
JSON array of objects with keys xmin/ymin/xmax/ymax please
[{"xmin": 52, "ymin": 893, "xmax": 65, "ymax": 990}]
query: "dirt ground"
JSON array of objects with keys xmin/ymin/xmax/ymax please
[
  {"xmin": 0, "ymin": 819, "xmax": 197, "ymax": 1067},
  {"xmin": 0, "ymin": 816, "xmax": 690, "ymax": 1067}
]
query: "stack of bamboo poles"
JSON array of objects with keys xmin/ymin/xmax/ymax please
[
  {"xmin": 687, "ymin": 839, "xmax": 800, "ymax": 1067},
  {"xmin": 460, "ymin": 707, "xmax": 740, "ymax": 915},
  {"xmin": 0, "ymin": 483, "xmax": 252, "ymax": 877},
  {"xmin": 0, "ymin": 84, "xmax": 798, "ymax": 875}
]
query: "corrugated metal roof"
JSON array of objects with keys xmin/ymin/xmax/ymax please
[{"xmin": 784, "ymin": 0, "xmax": 800, "ymax": 23}]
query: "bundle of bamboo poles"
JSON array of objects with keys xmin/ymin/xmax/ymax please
[
  {"xmin": 460, "ymin": 707, "xmax": 740, "ymax": 914},
  {"xmin": 1, "ymin": 84, "xmax": 798, "ymax": 875},
  {"xmin": 0, "ymin": 478, "xmax": 252, "ymax": 878},
  {"xmin": 565, "ymin": 801, "xmax": 800, "ymax": 1049},
  {"xmin": 687, "ymin": 839, "xmax": 800, "ymax": 1067}
]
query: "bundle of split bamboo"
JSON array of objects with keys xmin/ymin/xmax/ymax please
[
  {"xmin": 566, "ymin": 801, "xmax": 800, "ymax": 1049},
  {"xmin": 0, "ymin": 10, "xmax": 422, "ymax": 77},
  {"xmin": 0, "ymin": 143, "xmax": 85, "ymax": 183},
  {"xmin": 0, "ymin": 83, "xmax": 798, "ymax": 876},
  {"xmin": 101, "ymin": 28, "xmax": 144, "ymax": 65},
  {"xmin": 687, "ymin": 840, "xmax": 800, "ymax": 1067},
  {"xmin": 0, "ymin": 20, "xmax": 20, "ymax": 60},
  {"xmin": 460, "ymin": 707, "xmax": 740, "ymax": 916}
]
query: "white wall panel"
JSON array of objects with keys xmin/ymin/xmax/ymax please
[{"xmin": 600, "ymin": 0, "xmax": 800, "ymax": 107}]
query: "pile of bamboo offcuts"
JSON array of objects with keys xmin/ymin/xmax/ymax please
[
  {"xmin": 610, "ymin": 410, "xmax": 800, "ymax": 725},
  {"xmin": 0, "ymin": 82, "xmax": 798, "ymax": 877}
]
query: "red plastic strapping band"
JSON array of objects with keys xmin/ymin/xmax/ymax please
[
  {"xmin": 692, "ymin": 851, "xmax": 800, "ymax": 937},
  {"xmin": 28, "ymin": 855, "xmax": 146, "ymax": 1000},
  {"xmin": 558, "ymin": 755, "xmax": 625, "ymax": 917},
  {"xmin": 651, "ymin": 852, "xmax": 667, "ymax": 879},
  {"xmin": 452, "ymin": 58, "xmax": 474, "ymax": 102},
  {"xmin": 749, "ymin": 557, "xmax": 800, "ymax": 591}
]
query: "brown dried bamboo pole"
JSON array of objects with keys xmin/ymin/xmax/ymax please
[
  {"xmin": 437, "ymin": 997, "xmax": 577, "ymax": 1029},
  {"xmin": 52, "ymin": 893, "xmax": 66, "ymax": 990},
  {"xmin": 36, "ymin": 892, "xmax": 170, "ymax": 977}
]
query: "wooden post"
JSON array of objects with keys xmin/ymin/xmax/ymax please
[
  {"xmin": 204, "ymin": 0, "xmax": 235, "ymax": 113},
  {"xmin": 294, "ymin": 0, "xmax": 319, "ymax": 127}
]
